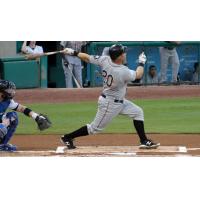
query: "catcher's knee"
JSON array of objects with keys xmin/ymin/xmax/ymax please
[
  {"xmin": 5, "ymin": 112, "xmax": 19, "ymax": 127},
  {"xmin": 87, "ymin": 124, "xmax": 103, "ymax": 135}
]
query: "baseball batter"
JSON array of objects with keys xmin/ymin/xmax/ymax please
[
  {"xmin": 0, "ymin": 80, "xmax": 51, "ymax": 152},
  {"xmin": 159, "ymin": 41, "xmax": 181, "ymax": 84},
  {"xmin": 61, "ymin": 44, "xmax": 160, "ymax": 149}
]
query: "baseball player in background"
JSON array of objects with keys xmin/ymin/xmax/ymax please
[
  {"xmin": 61, "ymin": 44, "xmax": 160, "ymax": 149},
  {"xmin": 60, "ymin": 41, "xmax": 87, "ymax": 88},
  {"xmin": 0, "ymin": 80, "xmax": 51, "ymax": 152},
  {"xmin": 159, "ymin": 41, "xmax": 181, "ymax": 84}
]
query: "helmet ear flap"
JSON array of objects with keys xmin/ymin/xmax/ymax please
[
  {"xmin": 0, "ymin": 93, "xmax": 5, "ymax": 99},
  {"xmin": 3, "ymin": 89, "xmax": 16, "ymax": 99}
]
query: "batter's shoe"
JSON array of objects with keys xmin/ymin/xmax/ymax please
[
  {"xmin": 60, "ymin": 135, "xmax": 76, "ymax": 149},
  {"xmin": 139, "ymin": 139, "xmax": 160, "ymax": 149},
  {"xmin": 0, "ymin": 143, "xmax": 17, "ymax": 152}
]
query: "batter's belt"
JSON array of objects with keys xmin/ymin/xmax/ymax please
[{"xmin": 101, "ymin": 94, "xmax": 124, "ymax": 104}]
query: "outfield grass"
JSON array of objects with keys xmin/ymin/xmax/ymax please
[{"xmin": 15, "ymin": 97, "xmax": 200, "ymax": 134}]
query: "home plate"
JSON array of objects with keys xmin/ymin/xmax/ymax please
[{"xmin": 56, "ymin": 146, "xmax": 187, "ymax": 156}]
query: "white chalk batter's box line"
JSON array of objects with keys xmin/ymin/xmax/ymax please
[
  {"xmin": 1, "ymin": 146, "xmax": 200, "ymax": 157},
  {"xmin": 55, "ymin": 146, "xmax": 188, "ymax": 154}
]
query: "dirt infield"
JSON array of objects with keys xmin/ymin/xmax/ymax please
[
  {"xmin": 2, "ymin": 85, "xmax": 200, "ymax": 156},
  {"xmin": 8, "ymin": 134, "xmax": 200, "ymax": 156}
]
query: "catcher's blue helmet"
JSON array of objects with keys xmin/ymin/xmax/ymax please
[{"xmin": 0, "ymin": 80, "xmax": 16, "ymax": 99}]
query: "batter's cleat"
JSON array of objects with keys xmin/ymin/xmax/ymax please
[
  {"xmin": 60, "ymin": 135, "xmax": 76, "ymax": 149},
  {"xmin": 139, "ymin": 139, "xmax": 160, "ymax": 149},
  {"xmin": 0, "ymin": 143, "xmax": 17, "ymax": 152}
]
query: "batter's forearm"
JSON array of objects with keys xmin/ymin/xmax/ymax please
[
  {"xmin": 136, "ymin": 66, "xmax": 144, "ymax": 79},
  {"xmin": 77, "ymin": 52, "xmax": 90, "ymax": 63},
  {"xmin": 62, "ymin": 48, "xmax": 90, "ymax": 62}
]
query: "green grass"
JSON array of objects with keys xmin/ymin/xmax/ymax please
[{"xmin": 14, "ymin": 97, "xmax": 200, "ymax": 134}]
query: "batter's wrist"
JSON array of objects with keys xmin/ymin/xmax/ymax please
[
  {"xmin": 73, "ymin": 51, "xmax": 79, "ymax": 56},
  {"xmin": 138, "ymin": 63, "xmax": 145, "ymax": 67}
]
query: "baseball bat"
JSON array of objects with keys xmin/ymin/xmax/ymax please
[
  {"xmin": 43, "ymin": 50, "xmax": 64, "ymax": 56},
  {"xmin": 25, "ymin": 50, "xmax": 65, "ymax": 60}
]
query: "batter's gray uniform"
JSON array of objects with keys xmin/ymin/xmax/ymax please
[
  {"xmin": 60, "ymin": 41, "xmax": 86, "ymax": 88},
  {"xmin": 86, "ymin": 55, "xmax": 144, "ymax": 134},
  {"xmin": 159, "ymin": 47, "xmax": 180, "ymax": 83}
]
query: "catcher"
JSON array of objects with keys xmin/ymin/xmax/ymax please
[{"xmin": 0, "ymin": 80, "xmax": 51, "ymax": 152}]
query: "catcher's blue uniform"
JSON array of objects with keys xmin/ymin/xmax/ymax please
[
  {"xmin": 0, "ymin": 99, "xmax": 19, "ymax": 151},
  {"xmin": 0, "ymin": 79, "xmax": 52, "ymax": 152}
]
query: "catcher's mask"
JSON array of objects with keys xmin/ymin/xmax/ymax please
[
  {"xmin": 0, "ymin": 80, "xmax": 16, "ymax": 100},
  {"xmin": 109, "ymin": 44, "xmax": 127, "ymax": 61}
]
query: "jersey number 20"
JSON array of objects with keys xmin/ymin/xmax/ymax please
[{"xmin": 102, "ymin": 70, "xmax": 113, "ymax": 87}]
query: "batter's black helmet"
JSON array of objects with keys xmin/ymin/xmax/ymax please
[
  {"xmin": 0, "ymin": 80, "xmax": 16, "ymax": 99},
  {"xmin": 109, "ymin": 44, "xmax": 127, "ymax": 61}
]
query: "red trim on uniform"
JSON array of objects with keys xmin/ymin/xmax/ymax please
[{"xmin": 97, "ymin": 102, "xmax": 110, "ymax": 128}]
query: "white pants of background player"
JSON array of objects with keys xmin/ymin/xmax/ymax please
[
  {"xmin": 87, "ymin": 96, "xmax": 144, "ymax": 134},
  {"xmin": 159, "ymin": 47, "xmax": 180, "ymax": 83},
  {"xmin": 62, "ymin": 60, "xmax": 83, "ymax": 88}
]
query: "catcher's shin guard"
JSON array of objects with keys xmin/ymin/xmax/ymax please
[
  {"xmin": 0, "ymin": 143, "xmax": 17, "ymax": 152},
  {"xmin": 2, "ymin": 112, "xmax": 18, "ymax": 144},
  {"xmin": 0, "ymin": 124, "xmax": 7, "ymax": 143}
]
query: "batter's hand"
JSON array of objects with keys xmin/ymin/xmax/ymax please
[
  {"xmin": 35, "ymin": 114, "xmax": 52, "ymax": 131},
  {"xmin": 138, "ymin": 52, "xmax": 147, "ymax": 65},
  {"xmin": 63, "ymin": 48, "xmax": 75, "ymax": 55}
]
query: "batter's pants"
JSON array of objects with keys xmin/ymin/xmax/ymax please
[{"xmin": 87, "ymin": 96, "xmax": 144, "ymax": 134}]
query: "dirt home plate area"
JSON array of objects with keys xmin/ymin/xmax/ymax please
[{"xmin": 1, "ymin": 85, "xmax": 200, "ymax": 157}]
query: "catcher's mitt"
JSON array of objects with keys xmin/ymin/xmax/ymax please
[{"xmin": 35, "ymin": 114, "xmax": 52, "ymax": 131}]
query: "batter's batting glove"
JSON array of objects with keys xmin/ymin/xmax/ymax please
[
  {"xmin": 35, "ymin": 114, "xmax": 52, "ymax": 131},
  {"xmin": 63, "ymin": 48, "xmax": 79, "ymax": 56},
  {"xmin": 138, "ymin": 52, "xmax": 147, "ymax": 65}
]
